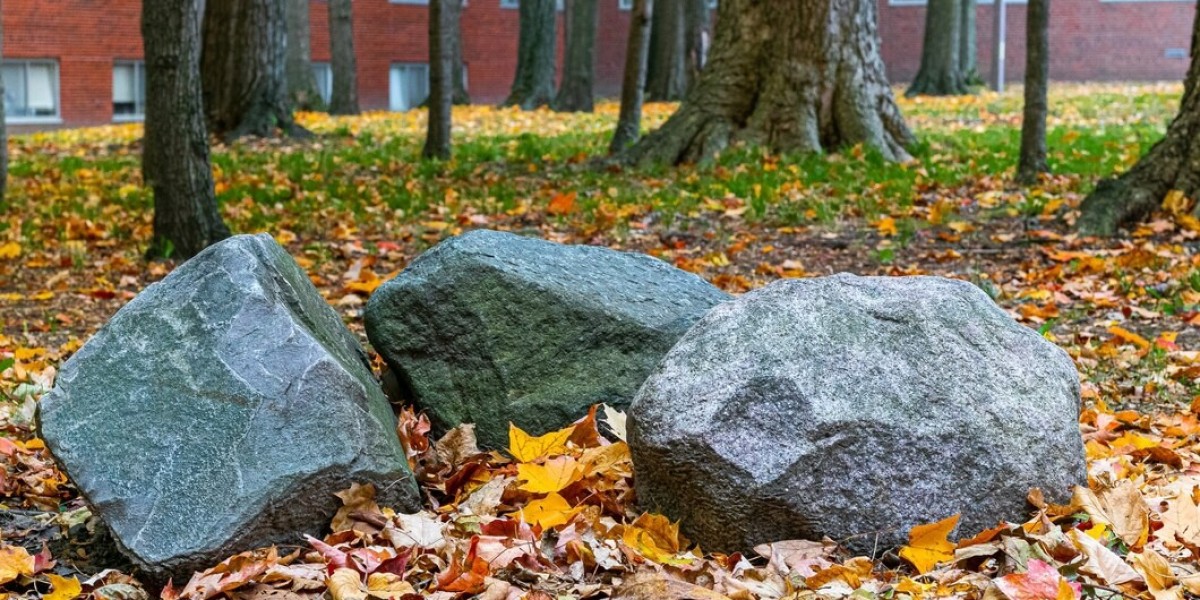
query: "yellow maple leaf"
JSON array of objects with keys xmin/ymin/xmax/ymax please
[
  {"xmin": 518, "ymin": 492, "xmax": 580, "ymax": 529},
  {"xmin": 507, "ymin": 423, "xmax": 573, "ymax": 463},
  {"xmin": 0, "ymin": 545, "xmax": 34, "ymax": 585},
  {"xmin": 328, "ymin": 568, "xmax": 367, "ymax": 600},
  {"xmin": 0, "ymin": 242, "xmax": 20, "ymax": 261},
  {"xmin": 1162, "ymin": 189, "xmax": 1195, "ymax": 216},
  {"xmin": 44, "ymin": 574, "xmax": 82, "ymax": 600},
  {"xmin": 898, "ymin": 514, "xmax": 959, "ymax": 574},
  {"xmin": 517, "ymin": 456, "xmax": 582, "ymax": 494},
  {"xmin": 1108, "ymin": 326, "xmax": 1151, "ymax": 350},
  {"xmin": 622, "ymin": 513, "xmax": 692, "ymax": 566},
  {"xmin": 875, "ymin": 217, "xmax": 898, "ymax": 237}
]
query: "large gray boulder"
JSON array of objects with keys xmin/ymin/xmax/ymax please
[
  {"xmin": 365, "ymin": 230, "xmax": 731, "ymax": 449},
  {"xmin": 630, "ymin": 274, "xmax": 1086, "ymax": 553},
  {"xmin": 39, "ymin": 234, "xmax": 419, "ymax": 583}
]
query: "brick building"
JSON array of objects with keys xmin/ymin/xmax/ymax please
[{"xmin": 0, "ymin": 0, "xmax": 1194, "ymax": 128}]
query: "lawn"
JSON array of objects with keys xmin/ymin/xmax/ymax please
[{"xmin": 0, "ymin": 82, "xmax": 1198, "ymax": 599}]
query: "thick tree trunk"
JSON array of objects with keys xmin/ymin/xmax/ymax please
[
  {"xmin": 202, "ymin": 0, "xmax": 308, "ymax": 139},
  {"xmin": 682, "ymin": 0, "xmax": 709, "ymax": 86},
  {"xmin": 448, "ymin": 0, "xmax": 470, "ymax": 104},
  {"xmin": 553, "ymin": 0, "xmax": 598, "ymax": 112},
  {"xmin": 425, "ymin": 0, "xmax": 453, "ymax": 159},
  {"xmin": 907, "ymin": 0, "xmax": 968, "ymax": 96},
  {"xmin": 1016, "ymin": 0, "xmax": 1049, "ymax": 184},
  {"xmin": 328, "ymin": 0, "xmax": 360, "ymax": 115},
  {"xmin": 645, "ymin": 0, "xmax": 687, "ymax": 101},
  {"xmin": 1079, "ymin": 3, "xmax": 1200, "ymax": 235},
  {"xmin": 610, "ymin": 0, "xmax": 653, "ymax": 152},
  {"xmin": 143, "ymin": 0, "xmax": 231, "ymax": 260},
  {"xmin": 285, "ymin": 0, "xmax": 323, "ymax": 110},
  {"xmin": 0, "ymin": 17, "xmax": 7, "ymax": 206},
  {"xmin": 959, "ymin": 0, "xmax": 978, "ymax": 82},
  {"xmin": 621, "ymin": 0, "xmax": 913, "ymax": 165},
  {"xmin": 504, "ymin": 0, "xmax": 557, "ymax": 109}
]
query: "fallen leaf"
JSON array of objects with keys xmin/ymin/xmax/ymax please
[{"xmin": 899, "ymin": 514, "xmax": 959, "ymax": 574}]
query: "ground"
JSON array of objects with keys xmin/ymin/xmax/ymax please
[{"xmin": 0, "ymin": 83, "xmax": 1198, "ymax": 599}]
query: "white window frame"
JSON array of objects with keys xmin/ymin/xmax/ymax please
[
  {"xmin": 112, "ymin": 60, "xmax": 146, "ymax": 122},
  {"xmin": 312, "ymin": 62, "xmax": 333, "ymax": 104},
  {"xmin": 389, "ymin": 62, "xmax": 430, "ymax": 112},
  {"xmin": 501, "ymin": 0, "xmax": 565, "ymax": 11},
  {"xmin": 618, "ymin": 0, "xmax": 633, "ymax": 10},
  {"xmin": 888, "ymin": 0, "xmax": 1026, "ymax": 5},
  {"xmin": 2, "ymin": 60, "xmax": 62, "ymax": 125}
]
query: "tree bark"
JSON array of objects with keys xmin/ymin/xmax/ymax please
[
  {"xmin": 143, "ymin": 0, "xmax": 231, "ymax": 260},
  {"xmin": 1079, "ymin": 3, "xmax": 1200, "ymax": 235},
  {"xmin": 328, "ymin": 0, "xmax": 360, "ymax": 115},
  {"xmin": 621, "ymin": 0, "xmax": 913, "ymax": 165},
  {"xmin": 0, "ymin": 16, "xmax": 7, "ymax": 207},
  {"xmin": 1016, "ymin": 0, "xmax": 1049, "ymax": 184},
  {"xmin": 610, "ymin": 0, "xmax": 653, "ymax": 152},
  {"xmin": 504, "ymin": 0, "xmax": 557, "ymax": 109},
  {"xmin": 645, "ymin": 0, "xmax": 687, "ymax": 101},
  {"xmin": 553, "ymin": 0, "xmax": 598, "ymax": 112},
  {"xmin": 285, "ymin": 0, "xmax": 323, "ymax": 110},
  {"xmin": 682, "ymin": 0, "xmax": 709, "ymax": 87},
  {"xmin": 448, "ymin": 0, "xmax": 470, "ymax": 104},
  {"xmin": 907, "ymin": 0, "xmax": 968, "ymax": 96},
  {"xmin": 202, "ymin": 0, "xmax": 309, "ymax": 139},
  {"xmin": 959, "ymin": 0, "xmax": 978, "ymax": 83},
  {"xmin": 425, "ymin": 0, "xmax": 453, "ymax": 159}
]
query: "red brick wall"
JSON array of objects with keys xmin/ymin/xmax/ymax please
[{"xmin": 878, "ymin": 0, "xmax": 1196, "ymax": 84}]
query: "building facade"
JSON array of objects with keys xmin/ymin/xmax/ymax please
[{"xmin": 0, "ymin": 0, "xmax": 1194, "ymax": 129}]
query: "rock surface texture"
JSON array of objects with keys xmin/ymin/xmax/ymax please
[
  {"xmin": 630, "ymin": 274, "xmax": 1087, "ymax": 553},
  {"xmin": 39, "ymin": 234, "xmax": 419, "ymax": 583},
  {"xmin": 365, "ymin": 229, "xmax": 731, "ymax": 449}
]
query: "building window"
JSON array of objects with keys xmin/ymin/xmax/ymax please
[
  {"xmin": 618, "ymin": 0, "xmax": 632, "ymax": 9},
  {"xmin": 113, "ymin": 61, "xmax": 146, "ymax": 120},
  {"xmin": 2, "ymin": 60, "xmax": 61, "ymax": 122},
  {"xmin": 501, "ymin": 0, "xmax": 565, "ymax": 10},
  {"xmin": 313, "ymin": 62, "xmax": 333, "ymax": 104},
  {"xmin": 389, "ymin": 63, "xmax": 430, "ymax": 112}
]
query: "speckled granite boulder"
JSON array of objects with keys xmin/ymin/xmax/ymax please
[
  {"xmin": 630, "ymin": 274, "xmax": 1086, "ymax": 553},
  {"xmin": 365, "ymin": 229, "xmax": 731, "ymax": 449},
  {"xmin": 39, "ymin": 234, "xmax": 419, "ymax": 583}
]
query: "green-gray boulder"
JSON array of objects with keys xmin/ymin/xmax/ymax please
[
  {"xmin": 365, "ymin": 230, "xmax": 730, "ymax": 449},
  {"xmin": 38, "ymin": 234, "xmax": 419, "ymax": 584}
]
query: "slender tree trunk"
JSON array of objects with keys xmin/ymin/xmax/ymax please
[
  {"xmin": 1079, "ymin": 5, "xmax": 1200, "ymax": 234},
  {"xmin": 328, "ymin": 0, "xmax": 360, "ymax": 115},
  {"xmin": 203, "ymin": 0, "xmax": 309, "ymax": 139},
  {"xmin": 285, "ymin": 0, "xmax": 323, "ymax": 110},
  {"xmin": 1016, "ymin": 0, "xmax": 1049, "ymax": 184},
  {"xmin": 682, "ymin": 0, "xmax": 709, "ymax": 87},
  {"xmin": 907, "ymin": 0, "xmax": 967, "ymax": 96},
  {"xmin": 449, "ymin": 0, "xmax": 470, "ymax": 104},
  {"xmin": 425, "ymin": 0, "xmax": 453, "ymax": 159},
  {"xmin": 504, "ymin": 0, "xmax": 557, "ymax": 109},
  {"xmin": 959, "ymin": 0, "xmax": 979, "ymax": 83},
  {"xmin": 0, "ymin": 16, "xmax": 7, "ymax": 207},
  {"xmin": 610, "ymin": 0, "xmax": 653, "ymax": 152},
  {"xmin": 621, "ymin": 0, "xmax": 913, "ymax": 165},
  {"xmin": 143, "ymin": 0, "xmax": 231, "ymax": 260},
  {"xmin": 553, "ymin": 0, "xmax": 598, "ymax": 112},
  {"xmin": 645, "ymin": 0, "xmax": 687, "ymax": 101}
]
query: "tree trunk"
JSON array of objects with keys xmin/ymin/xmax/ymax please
[
  {"xmin": 645, "ymin": 0, "xmax": 686, "ymax": 101},
  {"xmin": 907, "ymin": 0, "xmax": 967, "ymax": 96},
  {"xmin": 504, "ymin": 0, "xmax": 557, "ymax": 109},
  {"xmin": 959, "ymin": 0, "xmax": 978, "ymax": 83},
  {"xmin": 285, "ymin": 0, "xmax": 323, "ymax": 110},
  {"xmin": 0, "ymin": 16, "xmax": 7, "ymax": 207},
  {"xmin": 621, "ymin": 0, "xmax": 913, "ymax": 165},
  {"xmin": 682, "ymin": 0, "xmax": 709, "ymax": 86},
  {"xmin": 425, "ymin": 0, "xmax": 453, "ymax": 159},
  {"xmin": 1079, "ymin": 4, "xmax": 1200, "ymax": 234},
  {"xmin": 328, "ymin": 0, "xmax": 360, "ymax": 115},
  {"xmin": 1016, "ymin": 0, "xmax": 1049, "ymax": 184},
  {"xmin": 202, "ymin": 0, "xmax": 308, "ymax": 139},
  {"xmin": 553, "ymin": 0, "xmax": 598, "ymax": 112},
  {"xmin": 610, "ymin": 0, "xmax": 653, "ymax": 152},
  {"xmin": 448, "ymin": 0, "xmax": 470, "ymax": 104},
  {"xmin": 143, "ymin": 0, "xmax": 231, "ymax": 260}
]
